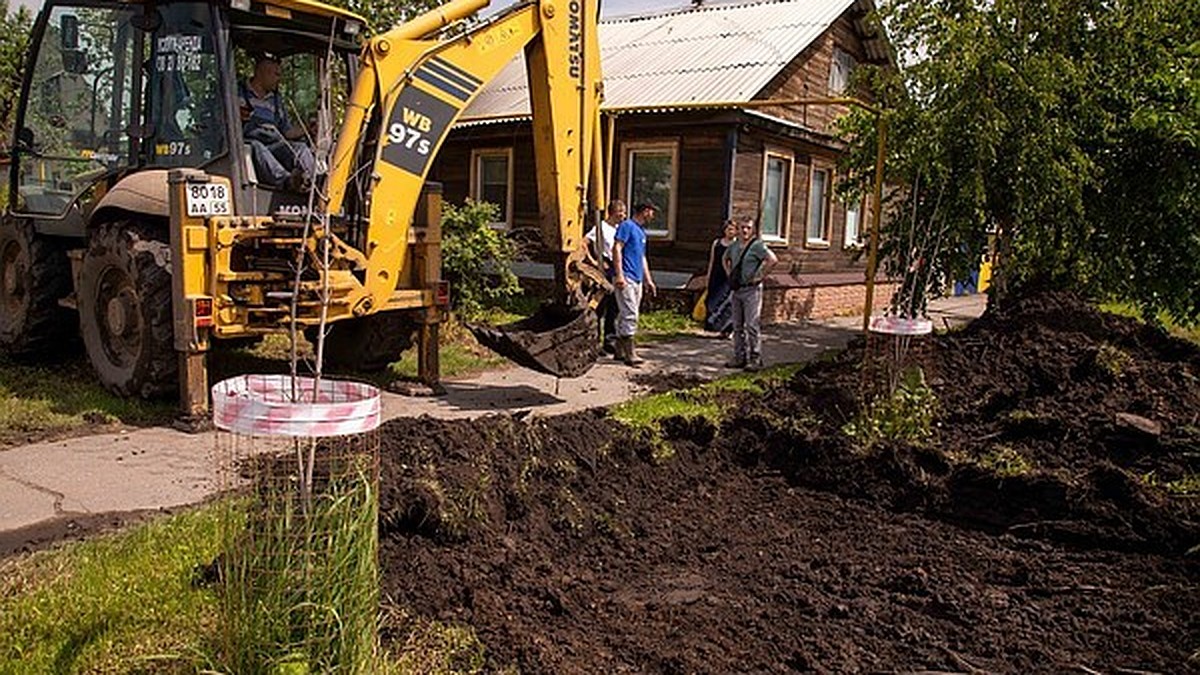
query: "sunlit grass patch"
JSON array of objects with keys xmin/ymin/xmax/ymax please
[
  {"xmin": 1100, "ymin": 301, "xmax": 1200, "ymax": 345},
  {"xmin": 390, "ymin": 341, "xmax": 510, "ymax": 380},
  {"xmin": 611, "ymin": 391, "xmax": 721, "ymax": 430},
  {"xmin": 0, "ymin": 358, "xmax": 173, "ymax": 444},
  {"xmin": 638, "ymin": 308, "xmax": 701, "ymax": 342},
  {"xmin": 697, "ymin": 362, "xmax": 804, "ymax": 397},
  {"xmin": 1164, "ymin": 473, "xmax": 1200, "ymax": 496},
  {"xmin": 0, "ymin": 507, "xmax": 222, "ymax": 673},
  {"xmin": 978, "ymin": 445, "xmax": 1034, "ymax": 478},
  {"xmin": 382, "ymin": 604, "xmax": 487, "ymax": 674}
]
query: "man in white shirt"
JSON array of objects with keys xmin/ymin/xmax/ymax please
[{"xmin": 585, "ymin": 199, "xmax": 625, "ymax": 354}]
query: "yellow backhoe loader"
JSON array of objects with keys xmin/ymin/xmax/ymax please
[{"xmin": 0, "ymin": 0, "xmax": 609, "ymax": 413}]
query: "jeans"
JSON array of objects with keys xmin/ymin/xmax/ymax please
[
  {"xmin": 247, "ymin": 136, "xmax": 315, "ymax": 188},
  {"xmin": 731, "ymin": 284, "xmax": 763, "ymax": 362}
]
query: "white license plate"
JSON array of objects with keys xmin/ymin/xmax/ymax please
[{"xmin": 185, "ymin": 183, "xmax": 231, "ymax": 217}]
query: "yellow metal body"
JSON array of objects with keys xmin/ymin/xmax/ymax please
[
  {"xmin": 174, "ymin": 0, "xmax": 605, "ymax": 355},
  {"xmin": 326, "ymin": 0, "xmax": 606, "ymax": 312}
]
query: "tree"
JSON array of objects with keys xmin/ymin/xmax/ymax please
[
  {"xmin": 440, "ymin": 200, "xmax": 521, "ymax": 319},
  {"xmin": 0, "ymin": 2, "xmax": 32, "ymax": 142},
  {"xmin": 326, "ymin": 0, "xmax": 444, "ymax": 35},
  {"xmin": 841, "ymin": 0, "xmax": 1199, "ymax": 324}
]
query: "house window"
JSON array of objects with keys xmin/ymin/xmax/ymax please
[
  {"xmin": 844, "ymin": 199, "xmax": 863, "ymax": 248},
  {"xmin": 760, "ymin": 151, "xmax": 792, "ymax": 241},
  {"xmin": 830, "ymin": 47, "xmax": 856, "ymax": 94},
  {"xmin": 622, "ymin": 141, "xmax": 677, "ymax": 238},
  {"xmin": 807, "ymin": 167, "xmax": 831, "ymax": 245},
  {"xmin": 470, "ymin": 148, "xmax": 513, "ymax": 227}
]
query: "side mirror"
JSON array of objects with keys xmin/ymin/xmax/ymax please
[{"xmin": 60, "ymin": 14, "xmax": 79, "ymax": 50}]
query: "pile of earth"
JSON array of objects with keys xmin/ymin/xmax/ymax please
[{"xmin": 376, "ymin": 291, "xmax": 1199, "ymax": 673}]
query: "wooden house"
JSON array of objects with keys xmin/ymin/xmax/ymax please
[{"xmin": 429, "ymin": 0, "xmax": 897, "ymax": 322}]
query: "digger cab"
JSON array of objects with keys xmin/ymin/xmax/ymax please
[
  {"xmin": 10, "ymin": 0, "xmax": 365, "ymax": 229},
  {"xmin": 1, "ymin": 0, "xmax": 377, "ymax": 399}
]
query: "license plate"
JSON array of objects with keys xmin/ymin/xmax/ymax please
[{"xmin": 185, "ymin": 182, "xmax": 231, "ymax": 217}]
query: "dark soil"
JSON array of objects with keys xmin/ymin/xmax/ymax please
[{"xmin": 377, "ymin": 292, "xmax": 1200, "ymax": 673}]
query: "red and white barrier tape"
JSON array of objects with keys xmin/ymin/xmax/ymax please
[{"xmin": 212, "ymin": 374, "xmax": 381, "ymax": 438}]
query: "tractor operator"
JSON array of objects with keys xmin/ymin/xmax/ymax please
[{"xmin": 239, "ymin": 52, "xmax": 315, "ymax": 192}]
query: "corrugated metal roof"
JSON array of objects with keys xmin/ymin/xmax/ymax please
[{"xmin": 462, "ymin": 0, "xmax": 858, "ymax": 120}]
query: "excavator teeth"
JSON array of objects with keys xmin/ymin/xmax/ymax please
[{"xmin": 468, "ymin": 302, "xmax": 600, "ymax": 378}]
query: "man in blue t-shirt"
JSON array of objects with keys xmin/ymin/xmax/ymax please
[
  {"xmin": 611, "ymin": 202, "xmax": 658, "ymax": 365},
  {"xmin": 239, "ymin": 52, "xmax": 315, "ymax": 191},
  {"xmin": 722, "ymin": 216, "xmax": 777, "ymax": 371}
]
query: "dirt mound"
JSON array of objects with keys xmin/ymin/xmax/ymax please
[{"xmin": 377, "ymin": 292, "xmax": 1199, "ymax": 672}]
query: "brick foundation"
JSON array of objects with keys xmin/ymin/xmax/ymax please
[{"xmin": 762, "ymin": 281, "xmax": 901, "ymax": 324}]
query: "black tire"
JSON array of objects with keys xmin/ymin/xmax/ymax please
[
  {"xmin": 78, "ymin": 222, "xmax": 177, "ymax": 398},
  {"xmin": 0, "ymin": 218, "xmax": 77, "ymax": 360},
  {"xmin": 308, "ymin": 312, "xmax": 417, "ymax": 372}
]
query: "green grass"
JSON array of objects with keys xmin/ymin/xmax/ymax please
[
  {"xmin": 612, "ymin": 362, "xmax": 802, "ymax": 431},
  {"xmin": 611, "ymin": 391, "xmax": 721, "ymax": 430},
  {"xmin": 1164, "ymin": 473, "xmax": 1200, "ymax": 496},
  {"xmin": 390, "ymin": 342, "xmax": 509, "ymax": 380},
  {"xmin": 0, "ymin": 358, "xmax": 174, "ymax": 445},
  {"xmin": 0, "ymin": 501, "xmax": 459, "ymax": 674},
  {"xmin": 0, "ymin": 507, "xmax": 223, "ymax": 673},
  {"xmin": 1099, "ymin": 301, "xmax": 1200, "ymax": 345},
  {"xmin": 978, "ymin": 445, "xmax": 1034, "ymax": 478},
  {"xmin": 638, "ymin": 309, "xmax": 701, "ymax": 342}
]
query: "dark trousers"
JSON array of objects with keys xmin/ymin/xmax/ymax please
[{"xmin": 597, "ymin": 293, "xmax": 617, "ymax": 346}]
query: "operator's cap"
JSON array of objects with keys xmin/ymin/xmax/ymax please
[{"xmin": 253, "ymin": 51, "xmax": 281, "ymax": 64}]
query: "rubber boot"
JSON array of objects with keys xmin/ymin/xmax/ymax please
[
  {"xmin": 613, "ymin": 336, "xmax": 630, "ymax": 362},
  {"xmin": 625, "ymin": 336, "xmax": 645, "ymax": 366}
]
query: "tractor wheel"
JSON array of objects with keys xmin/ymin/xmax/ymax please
[
  {"xmin": 78, "ymin": 222, "xmax": 177, "ymax": 398},
  {"xmin": 308, "ymin": 312, "xmax": 418, "ymax": 372},
  {"xmin": 0, "ymin": 219, "xmax": 77, "ymax": 359}
]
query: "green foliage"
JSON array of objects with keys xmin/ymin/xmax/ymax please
[
  {"xmin": 0, "ymin": 508, "xmax": 222, "ymax": 673},
  {"xmin": 841, "ymin": 0, "xmax": 1200, "ymax": 324},
  {"xmin": 978, "ymin": 445, "xmax": 1034, "ymax": 478},
  {"xmin": 441, "ymin": 200, "xmax": 521, "ymax": 320},
  {"xmin": 1095, "ymin": 343, "xmax": 1133, "ymax": 377},
  {"xmin": 843, "ymin": 367, "xmax": 937, "ymax": 449},
  {"xmin": 1164, "ymin": 473, "xmax": 1200, "ymax": 495},
  {"xmin": 1100, "ymin": 301, "xmax": 1200, "ymax": 345},
  {"xmin": 325, "ymin": 0, "xmax": 443, "ymax": 35},
  {"xmin": 0, "ymin": 2, "xmax": 30, "ymax": 141}
]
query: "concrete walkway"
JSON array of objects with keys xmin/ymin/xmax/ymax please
[{"xmin": 0, "ymin": 295, "xmax": 986, "ymax": 540}]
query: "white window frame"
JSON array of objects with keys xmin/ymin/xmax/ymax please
[
  {"xmin": 759, "ymin": 148, "xmax": 793, "ymax": 244},
  {"xmin": 469, "ymin": 147, "xmax": 514, "ymax": 229},
  {"xmin": 806, "ymin": 165, "xmax": 833, "ymax": 247},
  {"xmin": 829, "ymin": 46, "xmax": 856, "ymax": 95},
  {"xmin": 620, "ymin": 140, "xmax": 678, "ymax": 239},
  {"xmin": 843, "ymin": 197, "xmax": 865, "ymax": 249}
]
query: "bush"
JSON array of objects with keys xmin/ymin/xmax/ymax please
[
  {"xmin": 440, "ymin": 200, "xmax": 520, "ymax": 320},
  {"xmin": 843, "ymin": 367, "xmax": 937, "ymax": 450}
]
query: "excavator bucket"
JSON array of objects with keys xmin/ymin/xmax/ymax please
[{"xmin": 469, "ymin": 302, "xmax": 600, "ymax": 378}]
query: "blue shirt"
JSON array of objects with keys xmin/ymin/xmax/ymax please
[{"xmin": 614, "ymin": 218, "xmax": 647, "ymax": 283}]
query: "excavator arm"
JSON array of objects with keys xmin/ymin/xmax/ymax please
[{"xmin": 327, "ymin": 0, "xmax": 607, "ymax": 319}]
